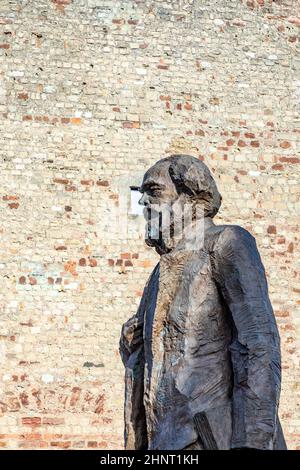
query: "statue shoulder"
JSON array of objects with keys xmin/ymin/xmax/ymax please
[{"xmin": 210, "ymin": 224, "xmax": 257, "ymax": 256}]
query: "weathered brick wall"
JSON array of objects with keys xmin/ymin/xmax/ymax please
[{"xmin": 0, "ymin": 0, "xmax": 299, "ymax": 450}]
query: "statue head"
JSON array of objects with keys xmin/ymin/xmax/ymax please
[{"xmin": 138, "ymin": 154, "xmax": 222, "ymax": 255}]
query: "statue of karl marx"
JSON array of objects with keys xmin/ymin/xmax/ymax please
[{"xmin": 119, "ymin": 154, "xmax": 286, "ymax": 450}]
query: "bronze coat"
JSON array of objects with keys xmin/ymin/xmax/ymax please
[{"xmin": 120, "ymin": 224, "xmax": 286, "ymax": 450}]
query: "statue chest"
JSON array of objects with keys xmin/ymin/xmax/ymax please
[{"xmin": 143, "ymin": 249, "xmax": 225, "ymax": 368}]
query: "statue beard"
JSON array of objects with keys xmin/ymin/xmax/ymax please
[{"xmin": 144, "ymin": 205, "xmax": 179, "ymax": 255}]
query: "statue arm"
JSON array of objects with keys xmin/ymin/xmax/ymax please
[
  {"xmin": 119, "ymin": 267, "xmax": 153, "ymax": 366},
  {"xmin": 119, "ymin": 288, "xmax": 148, "ymax": 450},
  {"xmin": 119, "ymin": 263, "xmax": 159, "ymax": 450},
  {"xmin": 212, "ymin": 226, "xmax": 281, "ymax": 450}
]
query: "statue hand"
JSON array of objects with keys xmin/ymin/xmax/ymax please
[{"xmin": 120, "ymin": 316, "xmax": 143, "ymax": 356}]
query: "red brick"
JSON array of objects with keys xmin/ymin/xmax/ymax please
[
  {"xmin": 232, "ymin": 20, "xmax": 246, "ymax": 27},
  {"xmin": 50, "ymin": 441, "xmax": 71, "ymax": 449},
  {"xmin": 87, "ymin": 441, "xmax": 98, "ymax": 448},
  {"xmin": 22, "ymin": 417, "xmax": 41, "ymax": 427},
  {"xmin": 112, "ymin": 19, "xmax": 125, "ymax": 25},
  {"xmin": 20, "ymin": 320, "xmax": 33, "ymax": 327},
  {"xmin": 8, "ymin": 202, "xmax": 19, "ymax": 209},
  {"xmin": 122, "ymin": 121, "xmax": 140, "ymax": 129},
  {"xmin": 288, "ymin": 16, "xmax": 300, "ymax": 27},
  {"xmin": 42, "ymin": 417, "xmax": 65, "ymax": 425},
  {"xmin": 81, "ymin": 180, "xmax": 94, "ymax": 185},
  {"xmin": 280, "ymin": 141, "xmax": 291, "ymax": 149},
  {"xmin": 52, "ymin": 0, "xmax": 72, "ymax": 4},
  {"xmin": 96, "ymin": 180, "xmax": 109, "ymax": 187},
  {"xmin": 272, "ymin": 164, "xmax": 283, "ymax": 171},
  {"xmin": 209, "ymin": 97, "xmax": 219, "ymax": 105},
  {"xmin": 19, "ymin": 276, "xmax": 26, "ymax": 285},
  {"xmin": 70, "ymin": 117, "xmax": 81, "ymax": 125},
  {"xmin": 3, "ymin": 195, "xmax": 19, "ymax": 201},
  {"xmin": 69, "ymin": 387, "xmax": 81, "ymax": 407},
  {"xmin": 53, "ymin": 178, "xmax": 69, "ymax": 185},
  {"xmin": 65, "ymin": 185, "xmax": 77, "ymax": 191},
  {"xmin": 17, "ymin": 93, "xmax": 28, "ymax": 100},
  {"xmin": 94, "ymin": 394, "xmax": 105, "ymax": 414},
  {"xmin": 19, "ymin": 440, "xmax": 48, "ymax": 449},
  {"xmin": 279, "ymin": 157, "xmax": 299, "ymax": 164},
  {"xmin": 138, "ymin": 260, "xmax": 152, "ymax": 268},
  {"xmin": 267, "ymin": 225, "xmax": 277, "ymax": 234},
  {"xmin": 275, "ymin": 310, "xmax": 289, "ymax": 317},
  {"xmin": 64, "ymin": 261, "xmax": 77, "ymax": 276}
]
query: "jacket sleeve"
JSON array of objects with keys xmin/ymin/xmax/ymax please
[
  {"xmin": 119, "ymin": 276, "xmax": 150, "ymax": 366},
  {"xmin": 119, "ymin": 284, "xmax": 148, "ymax": 450},
  {"xmin": 211, "ymin": 226, "xmax": 282, "ymax": 450}
]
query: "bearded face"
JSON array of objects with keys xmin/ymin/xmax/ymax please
[
  {"xmin": 138, "ymin": 162, "xmax": 197, "ymax": 255},
  {"xmin": 138, "ymin": 163, "xmax": 179, "ymax": 255},
  {"xmin": 138, "ymin": 156, "xmax": 221, "ymax": 255}
]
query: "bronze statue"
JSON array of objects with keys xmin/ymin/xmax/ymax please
[{"xmin": 119, "ymin": 155, "xmax": 286, "ymax": 450}]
